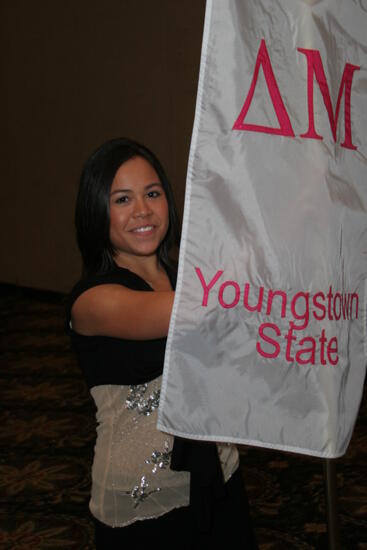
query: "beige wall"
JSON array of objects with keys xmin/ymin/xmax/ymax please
[{"xmin": 0, "ymin": 0, "xmax": 205, "ymax": 292}]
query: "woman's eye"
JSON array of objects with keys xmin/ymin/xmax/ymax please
[
  {"xmin": 147, "ymin": 190, "xmax": 161, "ymax": 198},
  {"xmin": 115, "ymin": 195, "xmax": 129, "ymax": 204}
]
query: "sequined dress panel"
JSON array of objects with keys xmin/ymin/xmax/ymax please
[{"xmin": 90, "ymin": 377, "xmax": 190, "ymax": 527}]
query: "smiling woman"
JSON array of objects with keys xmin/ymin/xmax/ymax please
[
  {"xmin": 66, "ymin": 138, "xmax": 257, "ymax": 549},
  {"xmin": 70, "ymin": 140, "xmax": 177, "ymax": 340},
  {"xmin": 71, "ymin": 150, "xmax": 174, "ymax": 340},
  {"xmin": 109, "ymin": 157, "xmax": 170, "ymax": 264}
]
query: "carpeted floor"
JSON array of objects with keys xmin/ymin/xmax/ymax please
[{"xmin": 0, "ymin": 284, "xmax": 366, "ymax": 549}]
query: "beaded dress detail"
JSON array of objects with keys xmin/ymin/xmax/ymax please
[{"xmin": 89, "ymin": 376, "xmax": 190, "ymax": 527}]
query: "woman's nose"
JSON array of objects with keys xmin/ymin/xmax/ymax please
[{"xmin": 133, "ymin": 197, "xmax": 152, "ymax": 217}]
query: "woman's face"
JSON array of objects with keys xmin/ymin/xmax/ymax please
[{"xmin": 109, "ymin": 156, "xmax": 169, "ymax": 265}]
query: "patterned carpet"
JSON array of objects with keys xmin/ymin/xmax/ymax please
[{"xmin": 0, "ymin": 284, "xmax": 366, "ymax": 549}]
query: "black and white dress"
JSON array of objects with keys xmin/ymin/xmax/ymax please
[{"xmin": 67, "ymin": 264, "xmax": 239, "ymax": 530}]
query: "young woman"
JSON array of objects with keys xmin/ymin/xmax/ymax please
[{"xmin": 67, "ymin": 138, "xmax": 257, "ymax": 548}]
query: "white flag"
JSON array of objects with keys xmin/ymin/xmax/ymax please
[{"xmin": 158, "ymin": 0, "xmax": 367, "ymax": 458}]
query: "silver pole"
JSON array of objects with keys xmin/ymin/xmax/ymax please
[{"xmin": 323, "ymin": 459, "xmax": 341, "ymax": 550}]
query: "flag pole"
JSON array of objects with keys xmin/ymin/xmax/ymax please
[{"xmin": 323, "ymin": 459, "xmax": 341, "ymax": 549}]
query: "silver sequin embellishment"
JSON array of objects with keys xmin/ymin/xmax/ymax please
[
  {"xmin": 130, "ymin": 475, "xmax": 161, "ymax": 508},
  {"xmin": 125, "ymin": 384, "xmax": 160, "ymax": 416},
  {"xmin": 145, "ymin": 441, "xmax": 171, "ymax": 474}
]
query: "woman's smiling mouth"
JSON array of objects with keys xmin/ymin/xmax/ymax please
[{"xmin": 131, "ymin": 225, "xmax": 155, "ymax": 234}]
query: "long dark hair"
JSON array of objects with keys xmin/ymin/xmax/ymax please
[{"xmin": 75, "ymin": 137, "xmax": 180, "ymax": 275}]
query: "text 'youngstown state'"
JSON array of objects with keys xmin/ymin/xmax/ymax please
[{"xmin": 195, "ymin": 267, "xmax": 359, "ymax": 367}]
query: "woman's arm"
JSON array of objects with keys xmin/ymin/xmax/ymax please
[{"xmin": 71, "ymin": 285, "xmax": 175, "ymax": 340}]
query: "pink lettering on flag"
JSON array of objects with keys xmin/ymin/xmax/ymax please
[
  {"xmin": 218, "ymin": 281, "xmax": 241, "ymax": 308},
  {"xmin": 195, "ymin": 267, "xmax": 223, "ymax": 306},
  {"xmin": 233, "ymin": 39, "xmax": 295, "ymax": 137},
  {"xmin": 298, "ymin": 48, "xmax": 360, "ymax": 150}
]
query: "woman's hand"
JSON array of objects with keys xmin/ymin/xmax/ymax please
[{"xmin": 71, "ymin": 285, "xmax": 175, "ymax": 340}]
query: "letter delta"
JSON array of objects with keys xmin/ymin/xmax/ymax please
[{"xmin": 233, "ymin": 39, "xmax": 360, "ymax": 150}]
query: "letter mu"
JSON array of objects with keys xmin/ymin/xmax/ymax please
[{"xmin": 233, "ymin": 39, "xmax": 360, "ymax": 150}]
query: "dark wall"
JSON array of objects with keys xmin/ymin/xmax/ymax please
[{"xmin": 0, "ymin": 0, "xmax": 205, "ymax": 292}]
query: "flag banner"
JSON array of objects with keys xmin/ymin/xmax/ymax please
[{"xmin": 158, "ymin": 0, "xmax": 367, "ymax": 457}]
